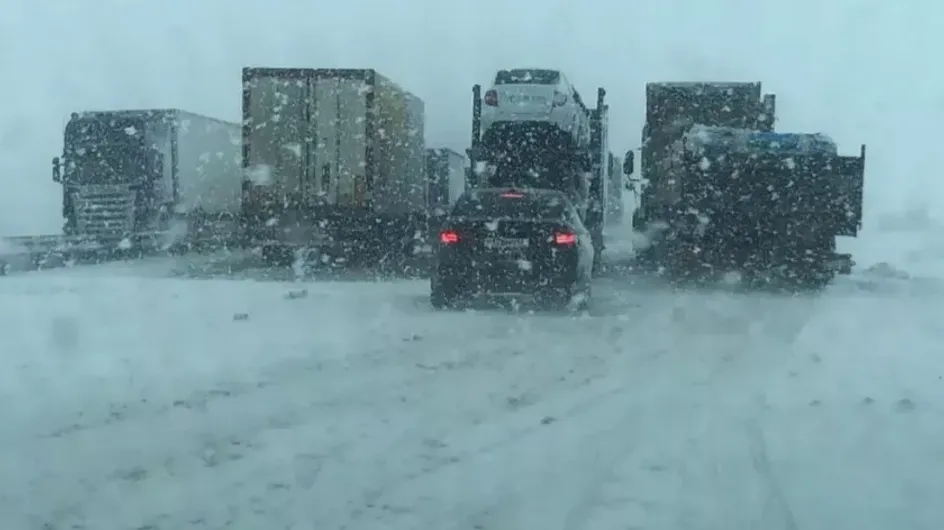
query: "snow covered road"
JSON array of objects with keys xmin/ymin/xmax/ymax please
[{"xmin": 1, "ymin": 253, "xmax": 943, "ymax": 529}]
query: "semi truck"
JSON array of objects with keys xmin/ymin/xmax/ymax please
[
  {"xmin": 632, "ymin": 82, "xmax": 776, "ymax": 233},
  {"xmin": 625, "ymin": 82, "xmax": 864, "ymax": 288},
  {"xmin": 426, "ymin": 147, "xmax": 467, "ymax": 215},
  {"xmin": 240, "ymin": 68, "xmax": 427, "ymax": 267},
  {"xmin": 426, "ymin": 147, "xmax": 467, "ymax": 252},
  {"xmin": 606, "ymin": 152, "xmax": 624, "ymax": 226},
  {"xmin": 467, "ymin": 82, "xmax": 608, "ymax": 271},
  {"xmin": 586, "ymin": 88, "xmax": 609, "ymax": 271},
  {"xmin": 52, "ymin": 109, "xmax": 242, "ymax": 252}
]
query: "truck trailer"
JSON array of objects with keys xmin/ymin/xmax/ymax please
[
  {"xmin": 51, "ymin": 108, "xmax": 242, "ymax": 253},
  {"xmin": 625, "ymin": 82, "xmax": 864, "ymax": 288},
  {"xmin": 240, "ymin": 68, "xmax": 427, "ymax": 266}
]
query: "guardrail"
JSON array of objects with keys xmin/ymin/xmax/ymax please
[{"xmin": 0, "ymin": 234, "xmax": 108, "ymax": 275}]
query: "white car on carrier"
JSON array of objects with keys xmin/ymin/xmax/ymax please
[{"xmin": 480, "ymin": 68, "xmax": 591, "ymax": 151}]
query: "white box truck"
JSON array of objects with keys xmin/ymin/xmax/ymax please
[
  {"xmin": 240, "ymin": 68, "xmax": 427, "ymax": 266},
  {"xmin": 52, "ymin": 109, "xmax": 242, "ymax": 252}
]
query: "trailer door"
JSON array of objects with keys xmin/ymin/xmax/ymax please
[
  {"xmin": 244, "ymin": 72, "xmax": 311, "ymax": 200},
  {"xmin": 312, "ymin": 75, "xmax": 369, "ymax": 207}
]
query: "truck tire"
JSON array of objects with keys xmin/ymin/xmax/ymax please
[
  {"xmin": 631, "ymin": 209, "xmax": 646, "ymax": 231},
  {"xmin": 261, "ymin": 244, "xmax": 293, "ymax": 267},
  {"xmin": 430, "ymin": 284, "xmax": 459, "ymax": 310}
]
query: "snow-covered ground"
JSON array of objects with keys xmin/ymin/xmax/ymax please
[{"xmin": 2, "ymin": 231, "xmax": 943, "ymax": 529}]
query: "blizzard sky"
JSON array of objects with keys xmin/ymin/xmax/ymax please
[{"xmin": 2, "ymin": 0, "xmax": 941, "ymax": 235}]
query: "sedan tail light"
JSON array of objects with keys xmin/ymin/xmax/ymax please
[
  {"xmin": 553, "ymin": 231, "xmax": 577, "ymax": 246},
  {"xmin": 440, "ymin": 229, "xmax": 460, "ymax": 244}
]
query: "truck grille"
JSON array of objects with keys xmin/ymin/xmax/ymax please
[{"xmin": 73, "ymin": 184, "xmax": 136, "ymax": 242}]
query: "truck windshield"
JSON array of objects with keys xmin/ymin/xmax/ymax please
[{"xmin": 63, "ymin": 117, "xmax": 147, "ymax": 184}]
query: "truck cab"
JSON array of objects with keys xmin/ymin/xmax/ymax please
[
  {"xmin": 635, "ymin": 82, "xmax": 775, "ymax": 231},
  {"xmin": 53, "ymin": 111, "xmax": 168, "ymax": 243}
]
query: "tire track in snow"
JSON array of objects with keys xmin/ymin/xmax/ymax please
[
  {"xmin": 341, "ymin": 313, "xmax": 714, "ymax": 530},
  {"xmin": 8, "ymin": 307, "xmax": 663, "ymax": 530},
  {"xmin": 746, "ymin": 420, "xmax": 799, "ymax": 530}
]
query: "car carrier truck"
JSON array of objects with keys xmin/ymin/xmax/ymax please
[
  {"xmin": 625, "ymin": 82, "xmax": 864, "ymax": 288},
  {"xmin": 240, "ymin": 67, "xmax": 427, "ymax": 267},
  {"xmin": 51, "ymin": 108, "xmax": 242, "ymax": 253},
  {"xmin": 467, "ymin": 79, "xmax": 608, "ymax": 271}
]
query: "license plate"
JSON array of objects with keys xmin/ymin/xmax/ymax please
[
  {"xmin": 484, "ymin": 237, "xmax": 529, "ymax": 250},
  {"xmin": 506, "ymin": 94, "xmax": 547, "ymax": 104}
]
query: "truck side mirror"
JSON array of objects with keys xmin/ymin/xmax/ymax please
[
  {"xmin": 622, "ymin": 150, "xmax": 635, "ymax": 175},
  {"xmin": 52, "ymin": 157, "xmax": 61, "ymax": 183}
]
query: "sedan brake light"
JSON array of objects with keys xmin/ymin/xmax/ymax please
[
  {"xmin": 440, "ymin": 229, "xmax": 460, "ymax": 244},
  {"xmin": 553, "ymin": 232, "xmax": 577, "ymax": 246}
]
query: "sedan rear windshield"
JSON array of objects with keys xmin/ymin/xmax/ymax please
[
  {"xmin": 495, "ymin": 69, "xmax": 561, "ymax": 85},
  {"xmin": 451, "ymin": 191, "xmax": 567, "ymax": 220}
]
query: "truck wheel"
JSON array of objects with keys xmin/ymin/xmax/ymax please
[
  {"xmin": 592, "ymin": 250, "xmax": 604, "ymax": 275},
  {"xmin": 430, "ymin": 285, "xmax": 458, "ymax": 310},
  {"xmin": 261, "ymin": 244, "xmax": 292, "ymax": 267}
]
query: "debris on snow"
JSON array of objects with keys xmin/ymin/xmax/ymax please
[
  {"xmin": 863, "ymin": 262, "xmax": 910, "ymax": 280},
  {"xmin": 284, "ymin": 289, "xmax": 308, "ymax": 300},
  {"xmin": 896, "ymin": 398, "xmax": 917, "ymax": 413}
]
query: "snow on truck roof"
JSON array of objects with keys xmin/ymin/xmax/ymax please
[
  {"xmin": 684, "ymin": 125, "xmax": 838, "ymax": 156},
  {"xmin": 647, "ymin": 82, "xmax": 761, "ymax": 92},
  {"xmin": 69, "ymin": 109, "xmax": 238, "ymax": 126}
]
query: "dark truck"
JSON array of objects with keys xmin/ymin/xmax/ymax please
[
  {"xmin": 625, "ymin": 82, "xmax": 864, "ymax": 287},
  {"xmin": 52, "ymin": 109, "xmax": 242, "ymax": 253},
  {"xmin": 240, "ymin": 68, "xmax": 427, "ymax": 266},
  {"xmin": 631, "ymin": 82, "xmax": 775, "ymax": 233},
  {"xmin": 468, "ymin": 84, "xmax": 609, "ymax": 272}
]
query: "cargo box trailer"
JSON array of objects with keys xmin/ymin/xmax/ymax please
[{"xmin": 240, "ymin": 68, "xmax": 427, "ymax": 266}]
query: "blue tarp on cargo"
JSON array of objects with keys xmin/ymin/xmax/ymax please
[{"xmin": 684, "ymin": 125, "xmax": 838, "ymax": 156}]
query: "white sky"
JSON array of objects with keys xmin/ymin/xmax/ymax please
[{"xmin": 2, "ymin": 0, "xmax": 942, "ymax": 235}]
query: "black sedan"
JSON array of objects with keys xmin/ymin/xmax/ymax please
[{"xmin": 430, "ymin": 187, "xmax": 594, "ymax": 309}]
